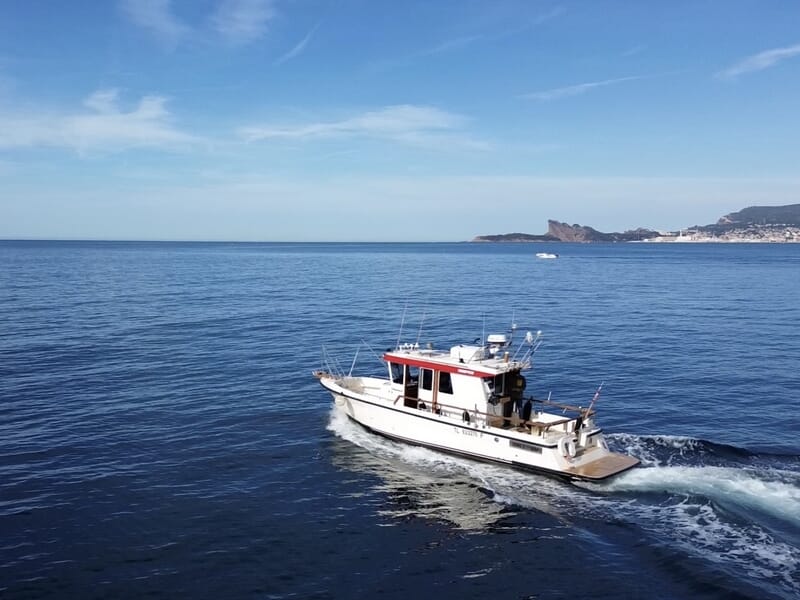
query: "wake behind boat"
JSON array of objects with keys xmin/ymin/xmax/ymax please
[{"xmin": 315, "ymin": 323, "xmax": 639, "ymax": 482}]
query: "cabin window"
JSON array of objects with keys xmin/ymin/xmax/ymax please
[
  {"xmin": 493, "ymin": 374, "xmax": 506, "ymax": 395},
  {"xmin": 406, "ymin": 365, "xmax": 419, "ymax": 384},
  {"xmin": 438, "ymin": 371, "xmax": 453, "ymax": 395},
  {"xmin": 421, "ymin": 368, "xmax": 433, "ymax": 391},
  {"xmin": 390, "ymin": 362, "xmax": 403, "ymax": 384}
]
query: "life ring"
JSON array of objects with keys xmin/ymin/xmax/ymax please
[{"xmin": 559, "ymin": 437, "xmax": 577, "ymax": 458}]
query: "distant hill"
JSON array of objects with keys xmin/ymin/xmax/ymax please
[
  {"xmin": 715, "ymin": 204, "xmax": 800, "ymax": 228},
  {"xmin": 472, "ymin": 204, "xmax": 800, "ymax": 242},
  {"xmin": 471, "ymin": 231, "xmax": 557, "ymax": 242}
]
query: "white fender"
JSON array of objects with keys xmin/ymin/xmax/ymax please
[
  {"xmin": 559, "ymin": 436, "xmax": 577, "ymax": 458},
  {"xmin": 566, "ymin": 439, "xmax": 577, "ymax": 458}
]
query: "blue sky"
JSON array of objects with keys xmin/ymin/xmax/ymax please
[{"xmin": 1, "ymin": 0, "xmax": 799, "ymax": 241}]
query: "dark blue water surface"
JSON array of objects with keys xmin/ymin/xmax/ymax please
[{"xmin": 1, "ymin": 241, "xmax": 799, "ymax": 599}]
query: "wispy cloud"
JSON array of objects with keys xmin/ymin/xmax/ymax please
[
  {"xmin": 0, "ymin": 89, "xmax": 197, "ymax": 153},
  {"xmin": 521, "ymin": 75, "xmax": 644, "ymax": 101},
  {"xmin": 120, "ymin": 0, "xmax": 189, "ymax": 47},
  {"xmin": 716, "ymin": 43, "xmax": 800, "ymax": 80},
  {"xmin": 530, "ymin": 5, "xmax": 565, "ymax": 26},
  {"xmin": 121, "ymin": 0, "xmax": 276, "ymax": 46},
  {"xmin": 368, "ymin": 36, "xmax": 484, "ymax": 73},
  {"xmin": 239, "ymin": 105, "xmax": 464, "ymax": 140},
  {"xmin": 621, "ymin": 44, "xmax": 646, "ymax": 58},
  {"xmin": 369, "ymin": 6, "xmax": 564, "ymax": 74},
  {"xmin": 212, "ymin": 0, "xmax": 275, "ymax": 44},
  {"xmin": 238, "ymin": 105, "xmax": 489, "ymax": 150},
  {"xmin": 274, "ymin": 23, "xmax": 319, "ymax": 66},
  {"xmin": 425, "ymin": 34, "xmax": 485, "ymax": 56}
]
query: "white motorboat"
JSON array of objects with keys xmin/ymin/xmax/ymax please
[
  {"xmin": 536, "ymin": 252, "xmax": 559, "ymax": 259},
  {"xmin": 315, "ymin": 325, "xmax": 639, "ymax": 481}
]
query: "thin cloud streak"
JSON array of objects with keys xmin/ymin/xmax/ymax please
[
  {"xmin": 212, "ymin": 0, "xmax": 276, "ymax": 44},
  {"xmin": 0, "ymin": 89, "xmax": 197, "ymax": 153},
  {"xmin": 367, "ymin": 36, "xmax": 484, "ymax": 73},
  {"xmin": 424, "ymin": 34, "xmax": 485, "ymax": 56},
  {"xmin": 716, "ymin": 43, "xmax": 800, "ymax": 80},
  {"xmin": 369, "ymin": 6, "xmax": 564, "ymax": 73},
  {"xmin": 521, "ymin": 75, "xmax": 644, "ymax": 101},
  {"xmin": 530, "ymin": 5, "xmax": 565, "ymax": 26},
  {"xmin": 274, "ymin": 23, "xmax": 319, "ymax": 65},
  {"xmin": 238, "ymin": 104, "xmax": 489, "ymax": 150}
]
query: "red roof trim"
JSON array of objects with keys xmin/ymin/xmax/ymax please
[{"xmin": 383, "ymin": 353, "xmax": 496, "ymax": 378}]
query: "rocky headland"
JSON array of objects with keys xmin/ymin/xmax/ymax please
[{"xmin": 472, "ymin": 204, "xmax": 800, "ymax": 243}]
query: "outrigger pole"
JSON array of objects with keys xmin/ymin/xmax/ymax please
[
  {"xmin": 584, "ymin": 381, "xmax": 604, "ymax": 417},
  {"xmin": 348, "ymin": 346, "xmax": 360, "ymax": 377}
]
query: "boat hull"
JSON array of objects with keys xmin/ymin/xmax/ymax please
[{"xmin": 323, "ymin": 377, "xmax": 638, "ymax": 482}]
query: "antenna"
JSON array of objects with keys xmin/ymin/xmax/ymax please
[
  {"xmin": 396, "ymin": 303, "xmax": 408, "ymax": 349},
  {"xmin": 415, "ymin": 307, "xmax": 427, "ymax": 347}
]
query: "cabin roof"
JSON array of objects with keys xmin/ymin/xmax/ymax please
[{"xmin": 383, "ymin": 345, "xmax": 526, "ymax": 378}]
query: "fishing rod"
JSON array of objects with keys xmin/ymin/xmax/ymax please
[{"xmin": 584, "ymin": 381, "xmax": 604, "ymax": 418}]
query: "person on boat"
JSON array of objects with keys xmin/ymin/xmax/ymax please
[{"xmin": 521, "ymin": 398, "xmax": 533, "ymax": 429}]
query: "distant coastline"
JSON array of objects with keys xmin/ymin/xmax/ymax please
[{"xmin": 472, "ymin": 204, "xmax": 800, "ymax": 243}]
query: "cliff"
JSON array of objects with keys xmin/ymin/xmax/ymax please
[
  {"xmin": 471, "ymin": 204, "xmax": 800, "ymax": 243},
  {"xmin": 472, "ymin": 221, "xmax": 660, "ymax": 243}
]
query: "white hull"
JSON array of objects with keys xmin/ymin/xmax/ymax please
[{"xmin": 321, "ymin": 375, "xmax": 637, "ymax": 481}]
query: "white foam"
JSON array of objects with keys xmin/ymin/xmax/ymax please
[
  {"xmin": 326, "ymin": 406, "xmax": 396, "ymax": 457},
  {"xmin": 607, "ymin": 433, "xmax": 706, "ymax": 467},
  {"xmin": 596, "ymin": 465, "xmax": 800, "ymax": 527}
]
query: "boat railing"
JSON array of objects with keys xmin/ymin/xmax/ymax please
[
  {"xmin": 319, "ymin": 345, "xmax": 346, "ymax": 378},
  {"xmin": 395, "ymin": 395, "xmax": 593, "ymax": 432},
  {"xmin": 533, "ymin": 396, "xmax": 594, "ymax": 416}
]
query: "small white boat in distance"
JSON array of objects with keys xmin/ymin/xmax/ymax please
[
  {"xmin": 315, "ymin": 325, "xmax": 639, "ymax": 482},
  {"xmin": 536, "ymin": 252, "xmax": 559, "ymax": 259}
]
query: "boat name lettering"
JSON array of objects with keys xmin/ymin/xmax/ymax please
[
  {"xmin": 457, "ymin": 368, "xmax": 475, "ymax": 375},
  {"xmin": 510, "ymin": 440, "xmax": 543, "ymax": 454},
  {"xmin": 454, "ymin": 427, "xmax": 479, "ymax": 437}
]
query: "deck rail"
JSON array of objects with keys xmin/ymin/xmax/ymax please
[{"xmin": 394, "ymin": 394, "xmax": 594, "ymax": 432}]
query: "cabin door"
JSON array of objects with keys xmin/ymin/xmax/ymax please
[
  {"xmin": 418, "ymin": 368, "xmax": 434, "ymax": 408},
  {"xmin": 404, "ymin": 365, "xmax": 419, "ymax": 399}
]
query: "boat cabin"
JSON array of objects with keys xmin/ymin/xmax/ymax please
[{"xmin": 383, "ymin": 340, "xmax": 528, "ymax": 417}]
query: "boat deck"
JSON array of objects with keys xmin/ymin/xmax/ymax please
[
  {"xmin": 487, "ymin": 414, "xmax": 571, "ymax": 433},
  {"xmin": 564, "ymin": 453, "xmax": 639, "ymax": 480}
]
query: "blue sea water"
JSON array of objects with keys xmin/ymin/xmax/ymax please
[{"xmin": 1, "ymin": 240, "xmax": 799, "ymax": 599}]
